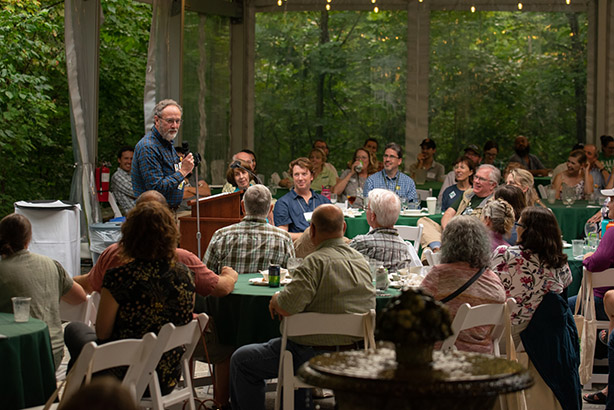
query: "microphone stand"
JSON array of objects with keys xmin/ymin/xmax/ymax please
[{"xmin": 193, "ymin": 155, "xmax": 202, "ymax": 259}]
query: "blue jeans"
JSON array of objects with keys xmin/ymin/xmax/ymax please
[
  {"xmin": 568, "ymin": 295, "xmax": 607, "ymax": 320},
  {"xmin": 230, "ymin": 338, "xmax": 321, "ymax": 410}
]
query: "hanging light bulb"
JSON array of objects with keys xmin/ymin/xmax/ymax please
[
  {"xmin": 327, "ymin": 0, "xmax": 331, "ymax": 3},
  {"xmin": 374, "ymin": 5, "xmax": 379, "ymax": 12},
  {"xmin": 371, "ymin": 0, "xmax": 376, "ymax": 3},
  {"xmin": 471, "ymin": 5, "xmax": 476, "ymax": 12},
  {"xmin": 277, "ymin": 0, "xmax": 282, "ymax": 5},
  {"xmin": 419, "ymin": 0, "xmax": 423, "ymax": 2},
  {"xmin": 517, "ymin": 2, "xmax": 523, "ymax": 9},
  {"xmin": 326, "ymin": 3, "xmax": 331, "ymax": 10},
  {"xmin": 566, "ymin": 0, "xmax": 571, "ymax": 4}
]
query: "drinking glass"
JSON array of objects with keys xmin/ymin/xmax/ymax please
[
  {"xmin": 330, "ymin": 193, "xmax": 337, "ymax": 204},
  {"xmin": 287, "ymin": 257, "xmax": 303, "ymax": 278},
  {"xmin": 572, "ymin": 239, "xmax": 584, "ymax": 259}
]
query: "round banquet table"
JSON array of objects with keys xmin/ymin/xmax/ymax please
[
  {"xmin": 547, "ymin": 200, "xmax": 601, "ymax": 242},
  {"xmin": 415, "ymin": 181, "xmax": 443, "ymax": 198},
  {"xmin": 197, "ymin": 273, "xmax": 399, "ymax": 347},
  {"xmin": 344, "ymin": 213, "xmax": 443, "ymax": 239},
  {"xmin": 0, "ymin": 313, "xmax": 56, "ymax": 410}
]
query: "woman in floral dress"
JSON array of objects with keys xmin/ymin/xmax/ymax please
[{"xmin": 491, "ymin": 206, "xmax": 572, "ymax": 344}]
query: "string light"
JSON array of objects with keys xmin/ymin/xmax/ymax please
[
  {"xmin": 565, "ymin": 0, "xmax": 571, "ymax": 4},
  {"xmin": 517, "ymin": 2, "xmax": 523, "ymax": 9},
  {"xmin": 374, "ymin": 5, "xmax": 379, "ymax": 12},
  {"xmin": 471, "ymin": 5, "xmax": 476, "ymax": 12},
  {"xmin": 277, "ymin": 0, "xmax": 282, "ymax": 5}
]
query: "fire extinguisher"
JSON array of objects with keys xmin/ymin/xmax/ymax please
[{"xmin": 95, "ymin": 163, "xmax": 110, "ymax": 202}]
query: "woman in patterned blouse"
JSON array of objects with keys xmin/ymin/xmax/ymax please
[
  {"xmin": 491, "ymin": 206, "xmax": 572, "ymax": 344},
  {"xmin": 65, "ymin": 201, "xmax": 195, "ymax": 395}
]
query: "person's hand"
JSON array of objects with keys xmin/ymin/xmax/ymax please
[
  {"xmin": 584, "ymin": 251, "xmax": 595, "ymax": 259},
  {"xmin": 269, "ymin": 292, "xmax": 281, "ymax": 321},
  {"xmin": 417, "ymin": 153, "xmax": 427, "ymax": 165},
  {"xmin": 221, "ymin": 266, "xmax": 238, "ymax": 283},
  {"xmin": 595, "ymin": 159, "xmax": 606, "ymax": 171},
  {"xmin": 588, "ymin": 210, "xmax": 602, "ymax": 223},
  {"xmin": 181, "ymin": 153, "xmax": 195, "ymax": 176}
]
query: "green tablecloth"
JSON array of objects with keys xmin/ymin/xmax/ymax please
[
  {"xmin": 564, "ymin": 247, "xmax": 583, "ymax": 297},
  {"xmin": 548, "ymin": 200, "xmax": 601, "ymax": 242},
  {"xmin": 0, "ymin": 313, "xmax": 56, "ymax": 409},
  {"xmin": 199, "ymin": 273, "xmax": 399, "ymax": 347},
  {"xmin": 345, "ymin": 213, "xmax": 443, "ymax": 239}
]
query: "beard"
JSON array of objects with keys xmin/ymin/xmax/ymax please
[
  {"xmin": 161, "ymin": 129, "xmax": 178, "ymax": 142},
  {"xmin": 514, "ymin": 145, "xmax": 530, "ymax": 157}
]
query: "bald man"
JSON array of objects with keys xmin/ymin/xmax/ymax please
[{"xmin": 230, "ymin": 204, "xmax": 375, "ymax": 410}]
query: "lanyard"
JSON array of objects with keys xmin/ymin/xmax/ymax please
[
  {"xmin": 296, "ymin": 192, "xmax": 314, "ymax": 213},
  {"xmin": 383, "ymin": 170, "xmax": 401, "ymax": 193}
]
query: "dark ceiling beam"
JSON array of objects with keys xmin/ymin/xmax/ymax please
[{"xmin": 186, "ymin": 0, "xmax": 244, "ymax": 18}]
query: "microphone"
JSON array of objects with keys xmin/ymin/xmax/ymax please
[{"xmin": 230, "ymin": 161, "xmax": 262, "ymax": 185}]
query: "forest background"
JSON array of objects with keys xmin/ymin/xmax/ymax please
[{"xmin": 0, "ymin": 0, "xmax": 587, "ymax": 217}]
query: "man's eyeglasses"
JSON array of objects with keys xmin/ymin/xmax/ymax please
[
  {"xmin": 159, "ymin": 117, "xmax": 182, "ymax": 125},
  {"xmin": 474, "ymin": 175, "xmax": 492, "ymax": 183},
  {"xmin": 383, "ymin": 154, "xmax": 399, "ymax": 159}
]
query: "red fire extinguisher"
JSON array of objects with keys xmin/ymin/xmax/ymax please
[{"xmin": 95, "ymin": 163, "xmax": 110, "ymax": 202}]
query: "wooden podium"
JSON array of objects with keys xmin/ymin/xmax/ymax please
[{"xmin": 179, "ymin": 191, "xmax": 243, "ymax": 259}]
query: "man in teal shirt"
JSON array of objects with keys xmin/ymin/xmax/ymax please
[{"xmin": 229, "ymin": 204, "xmax": 375, "ymax": 410}]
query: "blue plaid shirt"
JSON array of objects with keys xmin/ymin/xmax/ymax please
[
  {"xmin": 132, "ymin": 126, "xmax": 185, "ymax": 208},
  {"xmin": 363, "ymin": 169, "xmax": 418, "ymax": 202}
]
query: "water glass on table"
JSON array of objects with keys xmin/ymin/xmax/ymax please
[
  {"xmin": 11, "ymin": 297, "xmax": 31, "ymax": 323},
  {"xmin": 572, "ymin": 239, "xmax": 584, "ymax": 260}
]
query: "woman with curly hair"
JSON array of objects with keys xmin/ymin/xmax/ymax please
[
  {"xmin": 65, "ymin": 201, "xmax": 195, "ymax": 394},
  {"xmin": 421, "ymin": 216, "xmax": 505, "ymax": 353}
]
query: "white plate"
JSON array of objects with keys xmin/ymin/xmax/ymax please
[
  {"xmin": 249, "ymin": 277, "xmax": 291, "ymax": 286},
  {"xmin": 400, "ymin": 210, "xmax": 427, "ymax": 217}
]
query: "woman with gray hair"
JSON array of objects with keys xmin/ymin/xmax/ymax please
[
  {"xmin": 421, "ymin": 216, "xmax": 506, "ymax": 354},
  {"xmin": 481, "ymin": 198, "xmax": 515, "ymax": 251}
]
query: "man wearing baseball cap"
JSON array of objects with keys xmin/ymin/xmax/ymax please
[
  {"xmin": 408, "ymin": 138, "xmax": 445, "ymax": 182},
  {"xmin": 438, "ymin": 144, "xmax": 483, "ymax": 203}
]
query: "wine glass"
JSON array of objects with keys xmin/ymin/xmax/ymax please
[
  {"xmin": 585, "ymin": 222, "xmax": 599, "ymax": 239},
  {"xmin": 561, "ymin": 185, "xmax": 575, "ymax": 208}
]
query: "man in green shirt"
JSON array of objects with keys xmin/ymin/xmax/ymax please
[{"xmin": 229, "ymin": 204, "xmax": 376, "ymax": 410}]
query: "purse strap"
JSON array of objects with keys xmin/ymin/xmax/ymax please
[{"xmin": 440, "ymin": 266, "xmax": 486, "ymax": 304}]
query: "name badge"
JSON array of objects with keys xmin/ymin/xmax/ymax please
[
  {"xmin": 449, "ymin": 191, "xmax": 456, "ymax": 199},
  {"xmin": 303, "ymin": 211, "xmax": 313, "ymax": 222},
  {"xmin": 427, "ymin": 171, "xmax": 436, "ymax": 179},
  {"xmin": 175, "ymin": 162, "xmax": 181, "ymax": 172}
]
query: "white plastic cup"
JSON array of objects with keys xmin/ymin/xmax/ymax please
[
  {"xmin": 426, "ymin": 196, "xmax": 437, "ymax": 214},
  {"xmin": 11, "ymin": 297, "xmax": 31, "ymax": 322}
]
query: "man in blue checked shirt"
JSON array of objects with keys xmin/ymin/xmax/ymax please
[
  {"xmin": 132, "ymin": 99, "xmax": 195, "ymax": 209},
  {"xmin": 363, "ymin": 142, "xmax": 418, "ymax": 203}
]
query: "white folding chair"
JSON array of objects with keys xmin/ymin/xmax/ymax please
[
  {"xmin": 579, "ymin": 268, "xmax": 614, "ymax": 388},
  {"xmin": 416, "ymin": 188, "xmax": 432, "ymax": 201},
  {"xmin": 441, "ymin": 299, "xmax": 515, "ymax": 356},
  {"xmin": 60, "ymin": 291, "xmax": 101, "ymax": 328},
  {"xmin": 274, "ymin": 309, "xmax": 376, "ymax": 410},
  {"xmin": 107, "ymin": 191, "xmax": 123, "ymax": 218},
  {"xmin": 137, "ymin": 313, "xmax": 209, "ymax": 410},
  {"xmin": 394, "ymin": 224, "xmax": 423, "ymax": 253},
  {"xmin": 26, "ymin": 334, "xmax": 157, "ymax": 410},
  {"xmin": 421, "ymin": 247, "xmax": 441, "ymax": 266}
]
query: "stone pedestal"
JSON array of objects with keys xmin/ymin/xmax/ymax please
[{"xmin": 297, "ymin": 346, "xmax": 533, "ymax": 410}]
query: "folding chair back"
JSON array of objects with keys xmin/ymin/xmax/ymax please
[
  {"xmin": 394, "ymin": 224, "xmax": 423, "ymax": 253},
  {"xmin": 274, "ymin": 309, "xmax": 375, "ymax": 410},
  {"xmin": 440, "ymin": 299, "xmax": 515, "ymax": 356},
  {"xmin": 137, "ymin": 313, "xmax": 209, "ymax": 410}
]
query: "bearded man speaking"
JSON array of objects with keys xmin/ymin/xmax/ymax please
[{"xmin": 132, "ymin": 99, "xmax": 195, "ymax": 209}]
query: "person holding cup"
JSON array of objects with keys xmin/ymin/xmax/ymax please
[
  {"xmin": 0, "ymin": 213, "xmax": 87, "ymax": 368},
  {"xmin": 332, "ymin": 147, "xmax": 377, "ymax": 207}
]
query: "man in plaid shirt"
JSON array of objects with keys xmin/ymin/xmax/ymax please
[
  {"xmin": 349, "ymin": 188, "xmax": 421, "ymax": 270},
  {"xmin": 132, "ymin": 99, "xmax": 194, "ymax": 209},
  {"xmin": 203, "ymin": 184, "xmax": 295, "ymax": 274}
]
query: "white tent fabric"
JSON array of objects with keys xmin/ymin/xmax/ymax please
[
  {"xmin": 65, "ymin": 0, "xmax": 102, "ymax": 232},
  {"xmin": 144, "ymin": 0, "xmax": 183, "ymax": 132}
]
